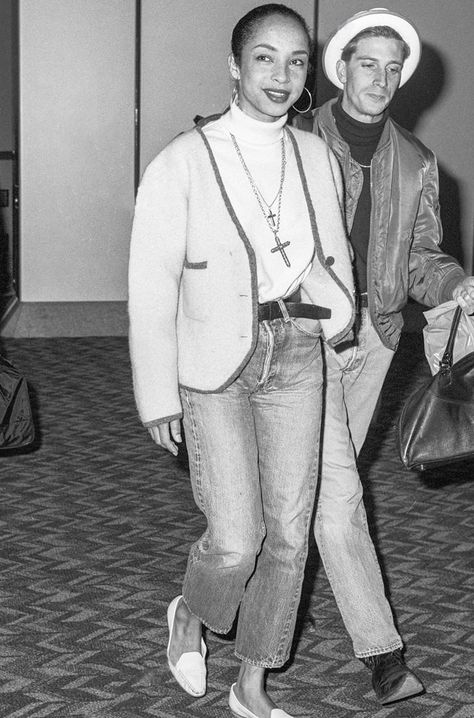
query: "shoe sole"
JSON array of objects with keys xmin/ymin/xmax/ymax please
[{"xmin": 380, "ymin": 673, "xmax": 425, "ymax": 704}]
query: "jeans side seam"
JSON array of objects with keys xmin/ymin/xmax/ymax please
[
  {"xmin": 182, "ymin": 389, "xmax": 207, "ymax": 568},
  {"xmin": 183, "ymin": 389, "xmax": 203, "ymax": 510}
]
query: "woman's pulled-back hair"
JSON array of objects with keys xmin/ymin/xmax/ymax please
[
  {"xmin": 341, "ymin": 26, "xmax": 410, "ymax": 63},
  {"xmin": 231, "ymin": 3, "xmax": 311, "ymax": 65}
]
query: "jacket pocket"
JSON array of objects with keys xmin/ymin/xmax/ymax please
[
  {"xmin": 184, "ymin": 258, "xmax": 208, "ymax": 270},
  {"xmin": 181, "ymin": 261, "xmax": 211, "ymax": 322}
]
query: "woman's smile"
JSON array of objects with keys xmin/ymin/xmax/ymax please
[{"xmin": 263, "ymin": 88, "xmax": 291, "ymax": 102}]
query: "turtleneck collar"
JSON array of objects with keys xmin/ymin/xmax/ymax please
[
  {"xmin": 333, "ymin": 96, "xmax": 387, "ymax": 142},
  {"xmin": 332, "ymin": 97, "xmax": 387, "ymax": 165},
  {"xmin": 222, "ymin": 100, "xmax": 287, "ymax": 145}
]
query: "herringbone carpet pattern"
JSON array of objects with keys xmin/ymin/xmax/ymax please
[{"xmin": 0, "ymin": 334, "xmax": 472, "ymax": 718}]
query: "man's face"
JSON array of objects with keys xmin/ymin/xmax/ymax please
[{"xmin": 336, "ymin": 36, "xmax": 405, "ymax": 123}]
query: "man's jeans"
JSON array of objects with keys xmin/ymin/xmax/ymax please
[
  {"xmin": 315, "ymin": 309, "xmax": 403, "ymax": 657},
  {"xmin": 181, "ymin": 317, "xmax": 323, "ymax": 667}
]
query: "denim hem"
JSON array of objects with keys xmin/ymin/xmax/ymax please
[
  {"xmin": 234, "ymin": 650, "xmax": 289, "ymax": 669},
  {"xmin": 355, "ymin": 638, "xmax": 403, "ymax": 659},
  {"xmin": 181, "ymin": 594, "xmax": 234, "ymax": 636}
]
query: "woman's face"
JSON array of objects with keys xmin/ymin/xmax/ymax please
[{"xmin": 229, "ymin": 14, "xmax": 310, "ymax": 123}]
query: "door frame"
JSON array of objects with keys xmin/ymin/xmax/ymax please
[{"xmin": 0, "ymin": 0, "xmax": 19, "ymax": 323}]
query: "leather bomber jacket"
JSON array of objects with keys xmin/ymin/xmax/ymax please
[{"xmin": 295, "ymin": 99, "xmax": 466, "ymax": 350}]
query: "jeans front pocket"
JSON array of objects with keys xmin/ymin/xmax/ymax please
[{"xmin": 289, "ymin": 316, "xmax": 322, "ymax": 338}]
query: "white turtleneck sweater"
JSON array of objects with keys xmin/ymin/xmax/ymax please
[{"xmin": 204, "ymin": 102, "xmax": 313, "ymax": 303}]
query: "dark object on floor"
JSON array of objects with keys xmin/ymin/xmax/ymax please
[
  {"xmin": 0, "ymin": 354, "xmax": 35, "ymax": 450},
  {"xmin": 398, "ymin": 305, "xmax": 474, "ymax": 470},
  {"xmin": 362, "ymin": 649, "xmax": 424, "ymax": 705}
]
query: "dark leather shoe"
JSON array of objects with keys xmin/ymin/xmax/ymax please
[{"xmin": 362, "ymin": 649, "xmax": 424, "ymax": 704}]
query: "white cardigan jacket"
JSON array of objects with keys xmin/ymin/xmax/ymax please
[{"xmin": 129, "ymin": 121, "xmax": 355, "ymax": 426}]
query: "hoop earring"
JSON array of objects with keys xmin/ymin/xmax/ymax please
[
  {"xmin": 292, "ymin": 86, "xmax": 312, "ymax": 114},
  {"xmin": 231, "ymin": 86, "xmax": 239, "ymax": 105}
]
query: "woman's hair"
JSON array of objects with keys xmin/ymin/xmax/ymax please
[
  {"xmin": 341, "ymin": 26, "xmax": 411, "ymax": 63},
  {"xmin": 231, "ymin": 3, "xmax": 312, "ymax": 65}
]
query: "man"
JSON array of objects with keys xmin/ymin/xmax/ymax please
[{"xmin": 295, "ymin": 7, "xmax": 474, "ymax": 706}]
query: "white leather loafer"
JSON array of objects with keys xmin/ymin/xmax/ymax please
[
  {"xmin": 167, "ymin": 595, "xmax": 207, "ymax": 697},
  {"xmin": 229, "ymin": 683, "xmax": 294, "ymax": 718}
]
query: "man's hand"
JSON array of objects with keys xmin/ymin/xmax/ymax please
[
  {"xmin": 453, "ymin": 276, "xmax": 474, "ymax": 314},
  {"xmin": 148, "ymin": 419, "xmax": 182, "ymax": 456}
]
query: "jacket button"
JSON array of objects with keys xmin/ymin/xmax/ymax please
[{"xmin": 325, "ymin": 256, "xmax": 335, "ymax": 266}]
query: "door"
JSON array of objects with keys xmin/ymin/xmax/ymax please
[{"xmin": 0, "ymin": 0, "xmax": 18, "ymax": 321}]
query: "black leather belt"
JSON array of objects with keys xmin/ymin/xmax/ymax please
[{"xmin": 258, "ymin": 301, "xmax": 331, "ymax": 322}]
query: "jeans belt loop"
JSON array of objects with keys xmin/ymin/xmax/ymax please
[{"xmin": 277, "ymin": 298, "xmax": 291, "ymax": 323}]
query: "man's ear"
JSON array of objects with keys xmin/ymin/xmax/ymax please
[
  {"xmin": 336, "ymin": 59, "xmax": 346, "ymax": 85},
  {"xmin": 228, "ymin": 53, "xmax": 240, "ymax": 81}
]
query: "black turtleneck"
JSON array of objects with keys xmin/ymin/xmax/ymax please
[{"xmin": 332, "ymin": 98, "xmax": 387, "ymax": 293}]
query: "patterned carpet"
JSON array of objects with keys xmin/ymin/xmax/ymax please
[{"xmin": 0, "ymin": 333, "xmax": 472, "ymax": 718}]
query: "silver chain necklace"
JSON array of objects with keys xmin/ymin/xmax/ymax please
[
  {"xmin": 256, "ymin": 185, "xmax": 280, "ymax": 211},
  {"xmin": 230, "ymin": 131, "xmax": 291, "ymax": 267}
]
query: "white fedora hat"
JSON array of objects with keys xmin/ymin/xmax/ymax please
[{"xmin": 323, "ymin": 7, "xmax": 421, "ymax": 89}]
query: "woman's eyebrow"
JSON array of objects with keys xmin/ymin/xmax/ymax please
[{"xmin": 252, "ymin": 42, "xmax": 309, "ymax": 56}]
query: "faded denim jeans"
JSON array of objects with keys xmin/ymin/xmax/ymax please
[
  {"xmin": 316, "ymin": 308, "xmax": 403, "ymax": 657},
  {"xmin": 180, "ymin": 317, "xmax": 323, "ymax": 667}
]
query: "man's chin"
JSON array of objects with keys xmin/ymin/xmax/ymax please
[{"xmin": 362, "ymin": 102, "xmax": 388, "ymax": 120}]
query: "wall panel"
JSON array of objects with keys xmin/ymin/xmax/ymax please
[{"xmin": 19, "ymin": 0, "xmax": 135, "ymax": 302}]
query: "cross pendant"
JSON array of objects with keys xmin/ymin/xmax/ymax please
[
  {"xmin": 267, "ymin": 209, "xmax": 277, "ymax": 226},
  {"xmin": 271, "ymin": 235, "xmax": 291, "ymax": 267}
]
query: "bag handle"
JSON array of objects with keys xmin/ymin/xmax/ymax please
[{"xmin": 439, "ymin": 305, "xmax": 463, "ymax": 371}]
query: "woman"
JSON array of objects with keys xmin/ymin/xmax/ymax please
[{"xmin": 129, "ymin": 5, "xmax": 355, "ymax": 717}]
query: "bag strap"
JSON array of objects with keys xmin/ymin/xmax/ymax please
[{"xmin": 439, "ymin": 305, "xmax": 463, "ymax": 371}]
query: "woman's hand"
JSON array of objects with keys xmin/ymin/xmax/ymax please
[
  {"xmin": 453, "ymin": 277, "xmax": 474, "ymax": 314},
  {"xmin": 148, "ymin": 419, "xmax": 182, "ymax": 456}
]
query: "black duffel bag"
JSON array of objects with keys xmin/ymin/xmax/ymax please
[
  {"xmin": 398, "ymin": 305, "xmax": 474, "ymax": 471},
  {"xmin": 0, "ymin": 354, "xmax": 35, "ymax": 450}
]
